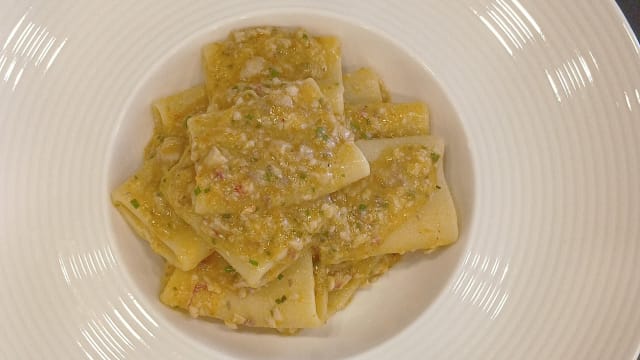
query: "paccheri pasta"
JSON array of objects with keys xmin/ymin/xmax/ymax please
[{"xmin": 112, "ymin": 26, "xmax": 458, "ymax": 332}]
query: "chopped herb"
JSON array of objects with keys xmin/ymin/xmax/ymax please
[
  {"xmin": 298, "ymin": 171, "xmax": 307, "ymax": 180},
  {"xmin": 265, "ymin": 167, "xmax": 275, "ymax": 182},
  {"xmin": 130, "ymin": 199, "xmax": 140, "ymax": 209},
  {"xmin": 302, "ymin": 33, "xmax": 308, "ymax": 40},
  {"xmin": 275, "ymin": 295, "xmax": 287, "ymax": 304},
  {"xmin": 358, "ymin": 204, "xmax": 367, "ymax": 211},
  {"xmin": 269, "ymin": 68, "xmax": 280, "ymax": 78},
  {"xmin": 194, "ymin": 186, "xmax": 202, "ymax": 196},
  {"xmin": 245, "ymin": 114, "xmax": 254, "ymax": 120},
  {"xmin": 318, "ymin": 231, "xmax": 330, "ymax": 241},
  {"xmin": 351, "ymin": 123, "xmax": 365, "ymax": 138},
  {"xmin": 315, "ymin": 127, "xmax": 329, "ymax": 141},
  {"xmin": 277, "ymin": 274, "xmax": 284, "ymax": 280},
  {"xmin": 436, "ymin": 185, "xmax": 442, "ymax": 190},
  {"xmin": 430, "ymin": 152, "xmax": 441, "ymax": 163},
  {"xmin": 221, "ymin": 213, "xmax": 231, "ymax": 219},
  {"xmin": 224, "ymin": 266, "xmax": 235, "ymax": 273},
  {"xmin": 249, "ymin": 259, "xmax": 259, "ymax": 267},
  {"xmin": 203, "ymin": 187, "xmax": 211, "ymax": 193},
  {"xmin": 183, "ymin": 115, "xmax": 193, "ymax": 129}
]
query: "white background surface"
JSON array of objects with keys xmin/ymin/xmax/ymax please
[{"xmin": 0, "ymin": 1, "xmax": 639, "ymax": 359}]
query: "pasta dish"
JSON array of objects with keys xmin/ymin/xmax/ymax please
[{"xmin": 112, "ymin": 26, "xmax": 458, "ymax": 332}]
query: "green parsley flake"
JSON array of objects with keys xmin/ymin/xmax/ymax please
[
  {"xmin": 315, "ymin": 127, "xmax": 329, "ymax": 141},
  {"xmin": 130, "ymin": 199, "xmax": 140, "ymax": 209},
  {"xmin": 269, "ymin": 68, "xmax": 280, "ymax": 78},
  {"xmin": 194, "ymin": 186, "xmax": 202, "ymax": 196},
  {"xmin": 358, "ymin": 204, "xmax": 367, "ymax": 211},
  {"xmin": 275, "ymin": 295, "xmax": 287, "ymax": 304},
  {"xmin": 430, "ymin": 152, "xmax": 441, "ymax": 163},
  {"xmin": 184, "ymin": 115, "xmax": 193, "ymax": 129},
  {"xmin": 277, "ymin": 274, "xmax": 284, "ymax": 280},
  {"xmin": 203, "ymin": 187, "xmax": 211, "ymax": 193},
  {"xmin": 224, "ymin": 266, "xmax": 235, "ymax": 273},
  {"xmin": 265, "ymin": 167, "xmax": 275, "ymax": 182},
  {"xmin": 249, "ymin": 259, "xmax": 259, "ymax": 267}
]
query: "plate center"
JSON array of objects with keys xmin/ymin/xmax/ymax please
[{"xmin": 106, "ymin": 10, "xmax": 474, "ymax": 360}]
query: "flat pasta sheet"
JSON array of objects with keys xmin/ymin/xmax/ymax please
[
  {"xmin": 112, "ymin": 86, "xmax": 214, "ymax": 271},
  {"xmin": 202, "ymin": 27, "xmax": 344, "ymax": 115},
  {"xmin": 318, "ymin": 136, "xmax": 457, "ymax": 264},
  {"xmin": 355, "ymin": 136, "xmax": 458, "ymax": 257},
  {"xmin": 187, "ymin": 78, "xmax": 369, "ymax": 215},
  {"xmin": 161, "ymin": 251, "xmax": 324, "ymax": 330},
  {"xmin": 346, "ymin": 102, "xmax": 430, "ymax": 140},
  {"xmin": 343, "ymin": 67, "xmax": 384, "ymax": 104}
]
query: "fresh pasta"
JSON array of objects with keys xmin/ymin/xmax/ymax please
[
  {"xmin": 112, "ymin": 26, "xmax": 458, "ymax": 332},
  {"xmin": 161, "ymin": 251, "xmax": 325, "ymax": 330},
  {"xmin": 112, "ymin": 86, "xmax": 213, "ymax": 271},
  {"xmin": 202, "ymin": 27, "xmax": 344, "ymax": 114}
]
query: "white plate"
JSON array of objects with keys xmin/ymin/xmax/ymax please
[{"xmin": 1, "ymin": 1, "xmax": 638, "ymax": 359}]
